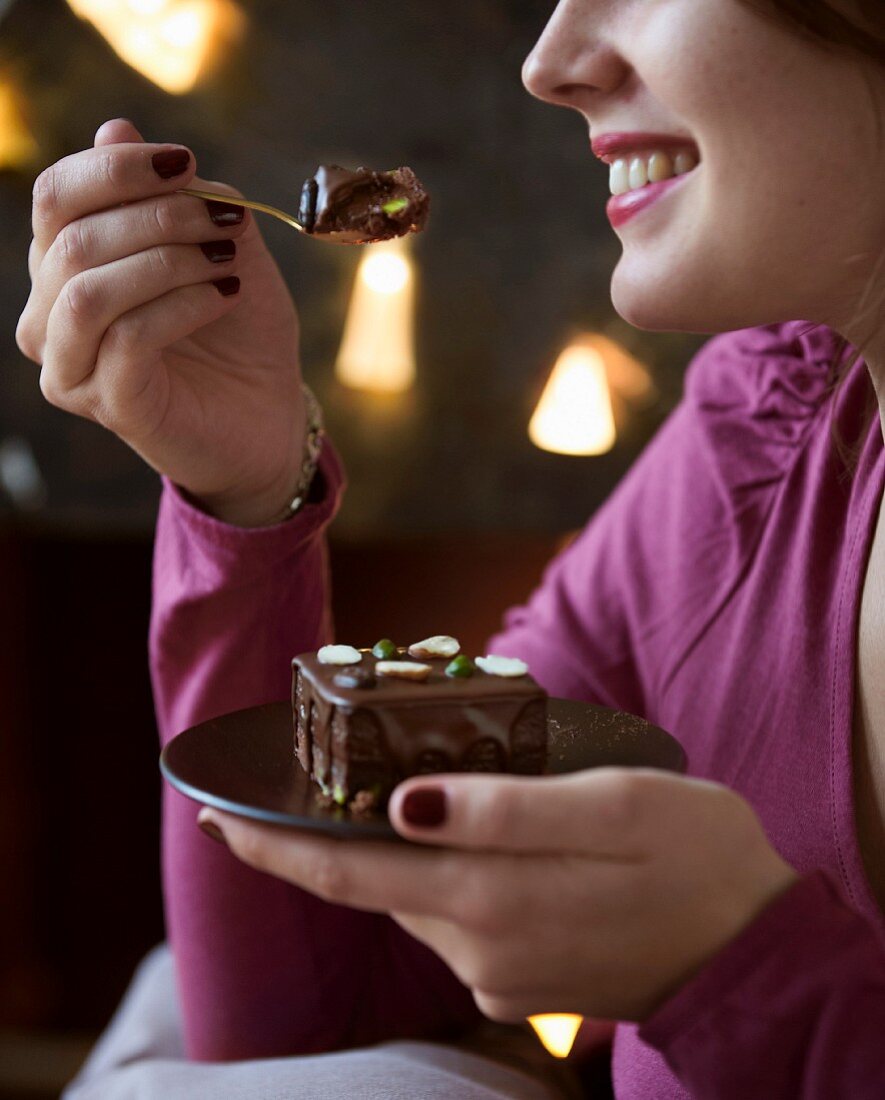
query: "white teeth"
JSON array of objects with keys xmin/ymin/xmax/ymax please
[
  {"xmin": 673, "ymin": 151, "xmax": 696, "ymax": 176},
  {"xmin": 624, "ymin": 157, "xmax": 646, "ymax": 189},
  {"xmin": 648, "ymin": 151, "xmax": 674, "ymax": 183},
  {"xmin": 609, "ymin": 159, "xmax": 630, "ymax": 195},
  {"xmin": 608, "ymin": 148, "xmax": 698, "ymax": 196}
]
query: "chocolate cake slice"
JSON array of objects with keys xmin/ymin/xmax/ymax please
[
  {"xmin": 297, "ymin": 165, "xmax": 429, "ymax": 244},
  {"xmin": 291, "ymin": 639, "xmax": 546, "ymax": 811}
]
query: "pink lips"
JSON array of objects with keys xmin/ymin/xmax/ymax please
[
  {"xmin": 591, "ymin": 131, "xmax": 700, "ymax": 164},
  {"xmin": 591, "ymin": 131, "xmax": 701, "ymax": 230},
  {"xmin": 605, "ymin": 171, "xmax": 693, "ymax": 229}
]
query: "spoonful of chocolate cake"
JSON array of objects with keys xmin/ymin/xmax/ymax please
[{"xmin": 180, "ymin": 164, "xmax": 429, "ymax": 244}]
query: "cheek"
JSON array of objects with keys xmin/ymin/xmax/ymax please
[
  {"xmin": 641, "ymin": 1, "xmax": 850, "ymax": 215},
  {"xmin": 606, "ymin": 177, "xmax": 809, "ymax": 334},
  {"xmin": 609, "ymin": 250, "xmax": 756, "ymax": 334},
  {"xmin": 608, "ymin": 6, "xmax": 876, "ymax": 329}
]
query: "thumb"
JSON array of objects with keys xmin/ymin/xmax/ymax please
[{"xmin": 94, "ymin": 117, "xmax": 145, "ymax": 147}]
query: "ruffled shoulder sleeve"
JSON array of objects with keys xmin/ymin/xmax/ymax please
[
  {"xmin": 683, "ymin": 320, "xmax": 840, "ymax": 512},
  {"xmin": 484, "ymin": 321, "xmax": 844, "ymax": 718}
]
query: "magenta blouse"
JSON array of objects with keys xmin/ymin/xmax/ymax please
[{"xmin": 151, "ymin": 320, "xmax": 885, "ymax": 1097}]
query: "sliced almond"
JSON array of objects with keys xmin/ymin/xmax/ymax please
[
  {"xmin": 475, "ymin": 655, "xmax": 529, "ymax": 678},
  {"xmin": 376, "ymin": 660, "xmax": 432, "ymax": 681},
  {"xmin": 408, "ymin": 635, "xmax": 460, "ymax": 659},
  {"xmin": 317, "ymin": 644, "xmax": 362, "ymax": 666}
]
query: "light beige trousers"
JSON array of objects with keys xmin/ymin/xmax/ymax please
[{"xmin": 63, "ymin": 945, "xmax": 585, "ymax": 1099}]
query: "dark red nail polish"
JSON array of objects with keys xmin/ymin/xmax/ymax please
[
  {"xmin": 200, "ymin": 240, "xmax": 237, "ymax": 263},
  {"xmin": 152, "ymin": 149, "xmax": 190, "ymax": 179},
  {"xmin": 198, "ymin": 819, "xmax": 226, "ymax": 843},
  {"xmin": 206, "ymin": 200, "xmax": 245, "ymax": 227},
  {"xmin": 401, "ymin": 788, "xmax": 447, "ymax": 828},
  {"xmin": 213, "ymin": 276, "xmax": 240, "ymax": 297}
]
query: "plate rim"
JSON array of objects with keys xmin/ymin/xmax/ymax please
[
  {"xmin": 158, "ymin": 743, "xmax": 402, "ymax": 838},
  {"xmin": 159, "ymin": 697, "xmax": 687, "ymax": 840}
]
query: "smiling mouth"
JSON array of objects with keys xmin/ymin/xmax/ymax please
[{"xmin": 607, "ymin": 148, "xmax": 700, "ymax": 197}]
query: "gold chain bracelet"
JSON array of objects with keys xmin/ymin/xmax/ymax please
[{"xmin": 267, "ymin": 381, "xmax": 325, "ymax": 524}]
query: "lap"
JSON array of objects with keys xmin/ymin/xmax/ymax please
[{"xmin": 64, "ymin": 945, "xmax": 583, "ymax": 1100}]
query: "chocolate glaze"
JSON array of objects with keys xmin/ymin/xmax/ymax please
[
  {"xmin": 292, "ymin": 648, "xmax": 547, "ymax": 804},
  {"xmin": 333, "ymin": 666, "xmax": 377, "ymax": 691},
  {"xmin": 298, "ymin": 165, "xmax": 429, "ymax": 244}
]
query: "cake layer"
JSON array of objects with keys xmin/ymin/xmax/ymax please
[
  {"xmin": 297, "ymin": 165, "xmax": 429, "ymax": 244},
  {"xmin": 292, "ymin": 648, "xmax": 547, "ymax": 806}
]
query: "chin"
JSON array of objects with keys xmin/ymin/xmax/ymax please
[
  {"xmin": 609, "ymin": 268, "xmax": 765, "ymax": 336},
  {"xmin": 610, "ymin": 275, "xmax": 700, "ymax": 333}
]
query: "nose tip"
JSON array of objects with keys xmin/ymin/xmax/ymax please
[
  {"xmin": 521, "ymin": 5, "xmax": 633, "ymax": 112},
  {"xmin": 521, "ymin": 1, "xmax": 593, "ymax": 107},
  {"xmin": 521, "ymin": 45, "xmax": 546, "ymax": 99},
  {"xmin": 522, "ymin": 39, "xmax": 576, "ymax": 107}
]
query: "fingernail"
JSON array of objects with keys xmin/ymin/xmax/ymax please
[
  {"xmin": 401, "ymin": 787, "xmax": 447, "ymax": 828},
  {"xmin": 206, "ymin": 200, "xmax": 245, "ymax": 227},
  {"xmin": 213, "ymin": 276, "xmax": 240, "ymax": 297},
  {"xmin": 200, "ymin": 240, "xmax": 237, "ymax": 263},
  {"xmin": 197, "ymin": 812, "xmax": 226, "ymax": 844},
  {"xmin": 152, "ymin": 148, "xmax": 191, "ymax": 179}
]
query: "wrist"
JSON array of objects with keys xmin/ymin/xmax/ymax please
[
  {"xmin": 192, "ymin": 384, "xmax": 323, "ymax": 527},
  {"xmin": 257, "ymin": 383, "xmax": 325, "ymax": 525},
  {"xmin": 202, "ymin": 470, "xmax": 306, "ymax": 527}
]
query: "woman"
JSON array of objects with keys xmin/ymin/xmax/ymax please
[{"xmin": 17, "ymin": 0, "xmax": 885, "ymax": 1096}]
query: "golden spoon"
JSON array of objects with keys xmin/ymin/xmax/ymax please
[
  {"xmin": 178, "ymin": 186, "xmax": 412, "ymax": 238},
  {"xmin": 179, "ymin": 186, "xmax": 306, "ymax": 232}
]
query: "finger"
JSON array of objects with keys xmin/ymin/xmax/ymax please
[
  {"xmin": 390, "ymin": 912, "xmax": 525, "ymax": 992},
  {"xmin": 391, "ymin": 911, "xmax": 489, "ymax": 991},
  {"xmin": 26, "ymin": 192, "xmax": 244, "ymax": 336},
  {"xmin": 93, "ymin": 117, "xmax": 145, "ymax": 147},
  {"xmin": 391, "ymin": 912, "xmax": 581, "ymax": 1015},
  {"xmin": 38, "ymin": 279, "xmax": 241, "ymax": 428},
  {"xmin": 25, "ymin": 119, "xmax": 145, "ymax": 290},
  {"xmin": 28, "ymin": 276, "xmax": 241, "ymax": 424},
  {"xmin": 473, "ymin": 990, "xmax": 573, "ymax": 1024},
  {"xmin": 31, "ymin": 137, "xmax": 196, "ymax": 261},
  {"xmin": 27, "ymin": 236, "xmax": 39, "ymax": 283},
  {"xmin": 41, "ymin": 242, "xmax": 238, "ymax": 388},
  {"xmin": 94, "ymin": 279, "xmax": 244, "ymax": 426},
  {"xmin": 389, "ymin": 767, "xmax": 716, "ymax": 856},
  {"xmin": 178, "ymin": 176, "xmax": 255, "ymax": 233},
  {"xmin": 22, "ymin": 171, "xmax": 249, "ymax": 361},
  {"xmin": 197, "ymin": 809, "xmax": 480, "ymax": 921}
]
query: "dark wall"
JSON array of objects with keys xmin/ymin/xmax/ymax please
[
  {"xmin": 0, "ymin": 0, "xmax": 707, "ymax": 536},
  {"xmin": 0, "ymin": 520, "xmax": 564, "ymax": 1036},
  {"xmin": 0, "ymin": 0, "xmax": 708, "ymax": 1058}
]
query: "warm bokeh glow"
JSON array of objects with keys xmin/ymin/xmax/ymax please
[
  {"xmin": 528, "ymin": 1013, "xmax": 583, "ymax": 1058},
  {"xmin": 529, "ymin": 341, "xmax": 617, "ymax": 456},
  {"xmin": 361, "ymin": 251, "xmax": 410, "ymax": 295},
  {"xmin": 335, "ymin": 239, "xmax": 416, "ymax": 393},
  {"xmin": 0, "ymin": 80, "xmax": 38, "ymax": 170},
  {"xmin": 66, "ymin": 0, "xmax": 244, "ymax": 94},
  {"xmin": 597, "ymin": 333, "xmax": 655, "ymax": 403}
]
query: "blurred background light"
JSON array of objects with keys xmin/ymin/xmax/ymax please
[
  {"xmin": 0, "ymin": 436, "xmax": 47, "ymax": 510},
  {"xmin": 361, "ymin": 250, "xmax": 410, "ymax": 295},
  {"xmin": 65, "ymin": 0, "xmax": 245, "ymax": 94},
  {"xmin": 529, "ymin": 340, "xmax": 617, "ymax": 456},
  {"xmin": 529, "ymin": 332, "xmax": 655, "ymax": 456},
  {"xmin": 0, "ymin": 4, "xmax": 704, "ymax": 1092},
  {"xmin": 335, "ymin": 237, "xmax": 416, "ymax": 394},
  {"xmin": 528, "ymin": 1013, "xmax": 583, "ymax": 1058},
  {"xmin": 0, "ymin": 77, "xmax": 38, "ymax": 170}
]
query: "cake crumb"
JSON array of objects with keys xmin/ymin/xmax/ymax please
[{"xmin": 349, "ymin": 789, "xmax": 379, "ymax": 816}]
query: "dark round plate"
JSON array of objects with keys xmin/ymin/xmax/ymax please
[{"xmin": 160, "ymin": 699, "xmax": 687, "ymax": 841}]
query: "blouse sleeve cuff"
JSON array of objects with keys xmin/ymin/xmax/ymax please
[
  {"xmin": 637, "ymin": 869, "xmax": 856, "ymax": 1051},
  {"xmin": 156, "ymin": 439, "xmax": 346, "ymax": 584}
]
